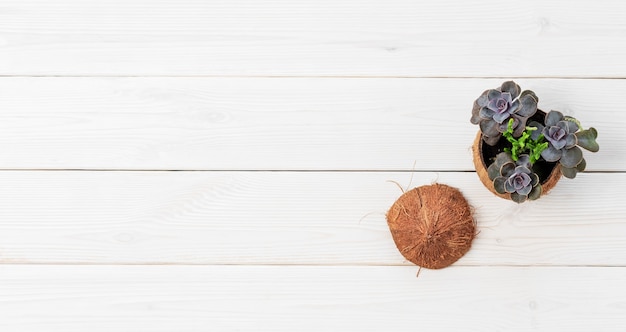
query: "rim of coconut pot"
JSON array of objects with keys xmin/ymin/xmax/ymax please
[{"xmin": 472, "ymin": 110, "xmax": 562, "ymax": 201}]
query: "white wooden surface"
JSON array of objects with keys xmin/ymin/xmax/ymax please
[
  {"xmin": 0, "ymin": 78, "xmax": 621, "ymax": 171},
  {"xmin": 1, "ymin": 1, "xmax": 626, "ymax": 331}
]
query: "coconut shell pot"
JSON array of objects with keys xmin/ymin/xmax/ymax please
[
  {"xmin": 471, "ymin": 81, "xmax": 600, "ymax": 203},
  {"xmin": 472, "ymin": 109, "xmax": 562, "ymax": 201}
]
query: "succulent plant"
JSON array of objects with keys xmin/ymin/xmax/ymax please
[
  {"xmin": 488, "ymin": 152, "xmax": 541, "ymax": 203},
  {"xmin": 471, "ymin": 81, "xmax": 539, "ymax": 146},
  {"xmin": 530, "ymin": 110, "xmax": 600, "ymax": 179},
  {"xmin": 471, "ymin": 81, "xmax": 601, "ymax": 202},
  {"xmin": 502, "ymin": 118, "xmax": 548, "ymax": 164}
]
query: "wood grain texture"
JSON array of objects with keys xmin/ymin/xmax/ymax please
[
  {"xmin": 2, "ymin": 1, "xmax": 624, "ymax": 330},
  {"xmin": 1, "ymin": 265, "xmax": 625, "ymax": 332},
  {"xmin": 1, "ymin": 0, "xmax": 626, "ymax": 77},
  {"xmin": 0, "ymin": 171, "xmax": 622, "ymax": 266},
  {"xmin": 0, "ymin": 78, "xmax": 620, "ymax": 170}
]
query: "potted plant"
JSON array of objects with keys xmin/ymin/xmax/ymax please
[{"xmin": 470, "ymin": 81, "xmax": 599, "ymax": 203}]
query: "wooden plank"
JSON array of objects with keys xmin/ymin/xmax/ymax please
[
  {"xmin": 1, "ymin": 265, "xmax": 625, "ymax": 331},
  {"xmin": 0, "ymin": 170, "xmax": 623, "ymax": 266},
  {"xmin": 1, "ymin": 0, "xmax": 626, "ymax": 77},
  {"xmin": 0, "ymin": 77, "xmax": 620, "ymax": 171}
]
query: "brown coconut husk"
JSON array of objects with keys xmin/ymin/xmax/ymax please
[{"xmin": 386, "ymin": 184, "xmax": 476, "ymax": 269}]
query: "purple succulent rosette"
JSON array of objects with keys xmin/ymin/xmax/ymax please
[
  {"xmin": 471, "ymin": 81, "xmax": 539, "ymax": 146},
  {"xmin": 488, "ymin": 153, "xmax": 541, "ymax": 203},
  {"xmin": 530, "ymin": 110, "xmax": 600, "ymax": 179}
]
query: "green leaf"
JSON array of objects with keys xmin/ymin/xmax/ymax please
[
  {"xmin": 511, "ymin": 145, "xmax": 519, "ymax": 160},
  {"xmin": 575, "ymin": 127, "xmax": 599, "ymax": 152},
  {"xmin": 529, "ymin": 153, "xmax": 539, "ymax": 164},
  {"xmin": 502, "ymin": 118, "xmax": 517, "ymax": 144}
]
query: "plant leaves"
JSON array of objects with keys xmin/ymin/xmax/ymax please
[
  {"xmin": 510, "ymin": 192, "xmax": 527, "ymax": 203},
  {"xmin": 487, "ymin": 162, "xmax": 500, "ymax": 180},
  {"xmin": 516, "ymin": 90, "xmax": 538, "ymax": 117},
  {"xmin": 545, "ymin": 110, "xmax": 564, "ymax": 127},
  {"xmin": 530, "ymin": 173, "xmax": 540, "ymax": 187},
  {"xmin": 480, "ymin": 107, "xmax": 496, "ymax": 119},
  {"xmin": 480, "ymin": 119, "xmax": 500, "ymax": 138},
  {"xmin": 520, "ymin": 89, "xmax": 538, "ymax": 103},
  {"xmin": 494, "ymin": 152, "xmax": 514, "ymax": 167},
  {"xmin": 528, "ymin": 184, "xmax": 542, "ymax": 200},
  {"xmin": 575, "ymin": 127, "xmax": 599, "ymax": 152},
  {"xmin": 560, "ymin": 146, "xmax": 583, "ymax": 168},
  {"xmin": 494, "ymin": 177, "xmax": 507, "ymax": 194},
  {"xmin": 476, "ymin": 90, "xmax": 490, "ymax": 107},
  {"xmin": 505, "ymin": 179, "xmax": 516, "ymax": 193},
  {"xmin": 561, "ymin": 165, "xmax": 578, "ymax": 179},
  {"xmin": 563, "ymin": 118, "xmax": 579, "ymax": 133},
  {"xmin": 518, "ymin": 183, "xmax": 532, "ymax": 196},
  {"xmin": 565, "ymin": 133, "xmax": 577, "ymax": 149},
  {"xmin": 471, "ymin": 92, "xmax": 487, "ymax": 124},
  {"xmin": 488, "ymin": 89, "xmax": 502, "ymax": 100},
  {"xmin": 528, "ymin": 121, "xmax": 545, "ymax": 141},
  {"xmin": 483, "ymin": 134, "xmax": 501, "ymax": 146},
  {"xmin": 511, "ymin": 116, "xmax": 528, "ymax": 137},
  {"xmin": 576, "ymin": 158, "xmax": 587, "ymax": 172},
  {"xmin": 500, "ymin": 162, "xmax": 516, "ymax": 177},
  {"xmin": 541, "ymin": 145, "xmax": 562, "ymax": 162},
  {"xmin": 517, "ymin": 155, "xmax": 531, "ymax": 169},
  {"xmin": 501, "ymin": 81, "xmax": 521, "ymax": 100}
]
